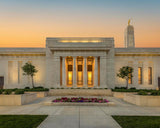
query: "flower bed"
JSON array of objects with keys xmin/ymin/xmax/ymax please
[{"xmin": 52, "ymin": 97, "xmax": 109, "ymax": 103}]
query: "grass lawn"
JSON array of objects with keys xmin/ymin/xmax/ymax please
[
  {"xmin": 112, "ymin": 116, "xmax": 160, "ymax": 128},
  {"xmin": 0, "ymin": 115, "xmax": 47, "ymax": 128}
]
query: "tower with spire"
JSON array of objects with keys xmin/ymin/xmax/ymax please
[{"xmin": 124, "ymin": 19, "xmax": 135, "ymax": 48}]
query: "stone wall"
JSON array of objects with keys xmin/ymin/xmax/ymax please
[
  {"xmin": 49, "ymin": 89, "xmax": 113, "ymax": 96},
  {"xmin": 0, "ymin": 93, "xmax": 37, "ymax": 105},
  {"xmin": 115, "ymin": 48, "xmax": 160, "ymax": 89},
  {"xmin": 0, "ymin": 48, "xmax": 46, "ymax": 89},
  {"xmin": 25, "ymin": 91, "xmax": 48, "ymax": 98},
  {"xmin": 124, "ymin": 93, "xmax": 160, "ymax": 107}
]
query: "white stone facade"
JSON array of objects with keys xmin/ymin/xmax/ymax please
[
  {"xmin": 0, "ymin": 25, "xmax": 160, "ymax": 89},
  {"xmin": 0, "ymin": 48, "xmax": 46, "ymax": 89},
  {"xmin": 45, "ymin": 37, "xmax": 114, "ymax": 89}
]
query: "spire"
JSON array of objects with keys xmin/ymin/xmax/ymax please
[
  {"xmin": 128, "ymin": 19, "xmax": 131, "ymax": 25},
  {"xmin": 124, "ymin": 19, "xmax": 135, "ymax": 48}
]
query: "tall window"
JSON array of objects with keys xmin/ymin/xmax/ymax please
[
  {"xmin": 138, "ymin": 67, "xmax": 142, "ymax": 84},
  {"xmin": 148, "ymin": 67, "xmax": 152, "ymax": 85},
  {"xmin": 66, "ymin": 57, "xmax": 73, "ymax": 86},
  {"xmin": 87, "ymin": 57, "xmax": 94, "ymax": 86},
  {"xmin": 128, "ymin": 73, "xmax": 132, "ymax": 84},
  {"xmin": 77, "ymin": 57, "xmax": 83, "ymax": 86}
]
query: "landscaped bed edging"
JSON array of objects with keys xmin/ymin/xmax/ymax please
[
  {"xmin": 25, "ymin": 91, "xmax": 49, "ymax": 98},
  {"xmin": 0, "ymin": 93, "xmax": 37, "ymax": 106},
  {"xmin": 49, "ymin": 89, "xmax": 113, "ymax": 96},
  {"xmin": 123, "ymin": 93, "xmax": 160, "ymax": 107},
  {"xmin": 43, "ymin": 101, "xmax": 115, "ymax": 106}
]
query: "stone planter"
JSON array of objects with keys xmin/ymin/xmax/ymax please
[
  {"xmin": 113, "ymin": 92, "xmax": 137, "ymax": 99},
  {"xmin": 0, "ymin": 93, "xmax": 37, "ymax": 106},
  {"xmin": 124, "ymin": 93, "xmax": 160, "ymax": 107},
  {"xmin": 49, "ymin": 89, "xmax": 113, "ymax": 96},
  {"xmin": 25, "ymin": 91, "xmax": 48, "ymax": 98}
]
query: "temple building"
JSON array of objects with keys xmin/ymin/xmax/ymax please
[{"xmin": 0, "ymin": 22, "xmax": 160, "ymax": 89}]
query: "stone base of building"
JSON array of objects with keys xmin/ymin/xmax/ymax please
[{"xmin": 49, "ymin": 89, "xmax": 113, "ymax": 96}]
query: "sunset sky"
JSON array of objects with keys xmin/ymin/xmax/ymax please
[{"xmin": 0, "ymin": 0, "xmax": 160, "ymax": 47}]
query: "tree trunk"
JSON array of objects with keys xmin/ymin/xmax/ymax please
[
  {"xmin": 31, "ymin": 76, "xmax": 34, "ymax": 88},
  {"xmin": 126, "ymin": 78, "xmax": 129, "ymax": 89}
]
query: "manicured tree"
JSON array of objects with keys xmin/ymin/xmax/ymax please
[
  {"xmin": 117, "ymin": 66, "xmax": 133, "ymax": 89},
  {"xmin": 22, "ymin": 62, "xmax": 38, "ymax": 88}
]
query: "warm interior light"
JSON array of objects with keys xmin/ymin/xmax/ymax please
[
  {"xmin": 68, "ymin": 71, "xmax": 72, "ymax": 85},
  {"xmin": 88, "ymin": 72, "xmax": 92, "ymax": 85},
  {"xmin": 77, "ymin": 72, "xmax": 82, "ymax": 85},
  {"xmin": 60, "ymin": 40, "xmax": 100, "ymax": 43}
]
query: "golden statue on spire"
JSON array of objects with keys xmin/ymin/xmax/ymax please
[{"xmin": 128, "ymin": 19, "xmax": 131, "ymax": 25}]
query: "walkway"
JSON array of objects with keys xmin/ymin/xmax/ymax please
[{"xmin": 0, "ymin": 97, "xmax": 160, "ymax": 128}]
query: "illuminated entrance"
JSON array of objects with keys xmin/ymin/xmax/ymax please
[
  {"xmin": 62, "ymin": 56, "xmax": 99, "ymax": 87},
  {"xmin": 87, "ymin": 57, "xmax": 94, "ymax": 87},
  {"xmin": 66, "ymin": 57, "xmax": 73, "ymax": 86}
]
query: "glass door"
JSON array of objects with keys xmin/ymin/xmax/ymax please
[
  {"xmin": 67, "ymin": 57, "xmax": 73, "ymax": 86},
  {"xmin": 87, "ymin": 57, "xmax": 94, "ymax": 87}
]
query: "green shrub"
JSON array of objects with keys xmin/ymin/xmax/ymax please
[
  {"xmin": 0, "ymin": 90, "xmax": 3, "ymax": 94},
  {"xmin": 12, "ymin": 88, "xmax": 18, "ymax": 91},
  {"xmin": 150, "ymin": 91, "xmax": 160, "ymax": 96},
  {"xmin": 15, "ymin": 90, "xmax": 24, "ymax": 95},
  {"xmin": 25, "ymin": 87, "xmax": 30, "ymax": 89},
  {"xmin": 50, "ymin": 87, "xmax": 55, "ymax": 89},
  {"xmin": 115, "ymin": 87, "xmax": 127, "ymax": 89},
  {"xmin": 138, "ymin": 91, "xmax": 148, "ymax": 95},
  {"xmin": 34, "ymin": 86, "xmax": 44, "ymax": 89},
  {"xmin": 130, "ymin": 87, "xmax": 136, "ymax": 90},
  {"xmin": 24, "ymin": 88, "xmax": 49, "ymax": 92},
  {"xmin": 4, "ymin": 89, "xmax": 12, "ymax": 95}
]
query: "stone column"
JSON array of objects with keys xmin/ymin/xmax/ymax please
[
  {"xmin": 53, "ymin": 56, "xmax": 61, "ymax": 87},
  {"xmin": 62, "ymin": 57, "xmax": 66, "ymax": 87},
  {"xmin": 94, "ymin": 57, "xmax": 98, "ymax": 88},
  {"xmin": 73, "ymin": 57, "xmax": 77, "ymax": 87},
  {"xmin": 133, "ymin": 61, "xmax": 139, "ymax": 88},
  {"xmin": 100, "ymin": 56, "xmax": 107, "ymax": 88},
  {"xmin": 83, "ymin": 57, "xmax": 87, "ymax": 88},
  {"xmin": 143, "ymin": 60, "xmax": 148, "ymax": 86}
]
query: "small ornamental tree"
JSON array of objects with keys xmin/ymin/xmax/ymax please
[
  {"xmin": 22, "ymin": 62, "xmax": 38, "ymax": 88},
  {"xmin": 117, "ymin": 66, "xmax": 133, "ymax": 89}
]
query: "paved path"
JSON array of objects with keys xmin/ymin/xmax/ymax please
[{"xmin": 0, "ymin": 96, "xmax": 160, "ymax": 128}]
